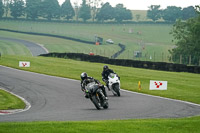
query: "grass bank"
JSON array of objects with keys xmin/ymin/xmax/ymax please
[
  {"xmin": 0, "ymin": 30, "xmax": 120, "ymax": 58},
  {"xmin": 0, "ymin": 21, "xmax": 173, "ymax": 60},
  {"xmin": 0, "ymin": 40, "xmax": 31, "ymax": 56}
]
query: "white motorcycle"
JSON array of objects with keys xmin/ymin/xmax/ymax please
[{"xmin": 107, "ymin": 73, "xmax": 120, "ymax": 96}]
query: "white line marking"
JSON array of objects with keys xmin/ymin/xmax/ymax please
[{"xmin": 36, "ymin": 43, "xmax": 49, "ymax": 53}]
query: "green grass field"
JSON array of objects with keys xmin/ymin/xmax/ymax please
[
  {"xmin": 0, "ymin": 20, "xmax": 174, "ymax": 61},
  {"xmin": 0, "ymin": 30, "xmax": 120, "ymax": 57},
  {"xmin": 0, "ymin": 40, "xmax": 32, "ymax": 56}
]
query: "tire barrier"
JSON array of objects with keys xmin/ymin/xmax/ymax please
[{"xmin": 40, "ymin": 53, "xmax": 200, "ymax": 74}]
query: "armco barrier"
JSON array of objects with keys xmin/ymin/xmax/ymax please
[{"xmin": 40, "ymin": 53, "xmax": 200, "ymax": 74}]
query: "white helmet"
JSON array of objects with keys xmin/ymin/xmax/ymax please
[{"xmin": 81, "ymin": 72, "xmax": 88, "ymax": 80}]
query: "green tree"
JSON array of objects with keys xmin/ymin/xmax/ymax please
[
  {"xmin": 61, "ymin": 0, "xmax": 75, "ymax": 21},
  {"xmin": 147, "ymin": 5, "xmax": 162, "ymax": 22},
  {"xmin": 79, "ymin": 0, "xmax": 91, "ymax": 22},
  {"xmin": 0, "ymin": 0, "xmax": 4, "ymax": 18},
  {"xmin": 169, "ymin": 7, "xmax": 200, "ymax": 65},
  {"xmin": 181, "ymin": 6, "xmax": 197, "ymax": 20},
  {"xmin": 10, "ymin": 0, "xmax": 25, "ymax": 19},
  {"xmin": 41, "ymin": 0, "xmax": 60, "ymax": 21},
  {"xmin": 96, "ymin": 2, "xmax": 114, "ymax": 22},
  {"xmin": 26, "ymin": 0, "xmax": 41, "ymax": 20},
  {"xmin": 3, "ymin": 0, "xmax": 10, "ymax": 18},
  {"xmin": 162, "ymin": 6, "xmax": 182, "ymax": 22},
  {"xmin": 114, "ymin": 4, "xmax": 132, "ymax": 23},
  {"xmin": 135, "ymin": 14, "xmax": 140, "ymax": 21},
  {"xmin": 73, "ymin": 0, "xmax": 79, "ymax": 22},
  {"xmin": 88, "ymin": 0, "xmax": 102, "ymax": 22}
]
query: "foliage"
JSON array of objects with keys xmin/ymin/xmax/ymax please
[
  {"xmin": 114, "ymin": 4, "xmax": 132, "ymax": 23},
  {"xmin": 0, "ymin": 0, "xmax": 198, "ymax": 23},
  {"xmin": 88, "ymin": 0, "xmax": 102, "ymax": 22},
  {"xmin": 9, "ymin": 0, "xmax": 24, "ymax": 19},
  {"xmin": 79, "ymin": 0, "xmax": 91, "ymax": 22},
  {"xmin": 2, "ymin": 0, "xmax": 10, "ymax": 17},
  {"xmin": 40, "ymin": 0, "xmax": 60, "ymax": 20},
  {"xmin": 61, "ymin": 0, "xmax": 75, "ymax": 21},
  {"xmin": 95, "ymin": 2, "xmax": 114, "ymax": 22},
  {"xmin": 147, "ymin": 5, "xmax": 162, "ymax": 22},
  {"xmin": 181, "ymin": 6, "xmax": 197, "ymax": 20},
  {"xmin": 0, "ymin": 0, "xmax": 4, "ymax": 18},
  {"xmin": 162, "ymin": 6, "xmax": 182, "ymax": 22},
  {"xmin": 25, "ymin": 0, "xmax": 41, "ymax": 20},
  {"xmin": 170, "ymin": 7, "xmax": 200, "ymax": 65},
  {"xmin": 135, "ymin": 14, "xmax": 140, "ymax": 21}
]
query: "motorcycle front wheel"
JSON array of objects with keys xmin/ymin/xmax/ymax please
[{"xmin": 113, "ymin": 84, "xmax": 120, "ymax": 96}]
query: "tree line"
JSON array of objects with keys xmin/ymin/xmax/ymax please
[
  {"xmin": 0, "ymin": 0, "xmax": 197, "ymax": 23},
  {"xmin": 0, "ymin": 0, "xmax": 132, "ymax": 22},
  {"xmin": 147, "ymin": 5, "xmax": 197, "ymax": 22},
  {"xmin": 169, "ymin": 6, "xmax": 200, "ymax": 65}
]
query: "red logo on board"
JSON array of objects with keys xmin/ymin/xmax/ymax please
[{"xmin": 154, "ymin": 82, "xmax": 163, "ymax": 88}]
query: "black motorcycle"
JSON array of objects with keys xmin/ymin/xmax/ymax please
[{"xmin": 85, "ymin": 82, "xmax": 108, "ymax": 110}]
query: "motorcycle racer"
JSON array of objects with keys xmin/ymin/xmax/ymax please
[
  {"xmin": 101, "ymin": 65, "xmax": 114, "ymax": 89},
  {"xmin": 80, "ymin": 72, "xmax": 107, "ymax": 99}
]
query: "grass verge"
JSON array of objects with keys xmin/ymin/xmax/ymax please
[
  {"xmin": 0, "ymin": 89, "xmax": 25, "ymax": 110},
  {"xmin": 0, "ymin": 116, "xmax": 200, "ymax": 133}
]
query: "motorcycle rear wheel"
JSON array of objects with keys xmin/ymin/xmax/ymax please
[
  {"xmin": 91, "ymin": 95, "xmax": 101, "ymax": 110},
  {"xmin": 103, "ymin": 101, "xmax": 109, "ymax": 109}
]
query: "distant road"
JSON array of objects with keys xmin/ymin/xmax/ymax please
[
  {"xmin": 0, "ymin": 37, "xmax": 48, "ymax": 56},
  {"xmin": 0, "ymin": 66, "xmax": 200, "ymax": 122}
]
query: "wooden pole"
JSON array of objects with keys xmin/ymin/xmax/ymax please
[
  {"xmin": 189, "ymin": 55, "xmax": 191, "ymax": 65},
  {"xmin": 180, "ymin": 55, "xmax": 182, "ymax": 64}
]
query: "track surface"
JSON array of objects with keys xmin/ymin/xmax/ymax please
[
  {"xmin": 0, "ymin": 37, "xmax": 48, "ymax": 56},
  {"xmin": 0, "ymin": 66, "xmax": 200, "ymax": 122}
]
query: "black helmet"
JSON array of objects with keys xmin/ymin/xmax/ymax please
[
  {"xmin": 81, "ymin": 72, "xmax": 88, "ymax": 80},
  {"xmin": 103, "ymin": 65, "xmax": 109, "ymax": 71}
]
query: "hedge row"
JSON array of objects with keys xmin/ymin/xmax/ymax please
[
  {"xmin": 0, "ymin": 18, "xmax": 175, "ymax": 24},
  {"xmin": 40, "ymin": 53, "xmax": 200, "ymax": 74}
]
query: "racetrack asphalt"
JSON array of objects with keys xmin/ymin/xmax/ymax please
[
  {"xmin": 0, "ymin": 37, "xmax": 48, "ymax": 56},
  {"xmin": 0, "ymin": 66, "xmax": 200, "ymax": 122}
]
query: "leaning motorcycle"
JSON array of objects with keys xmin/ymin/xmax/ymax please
[
  {"xmin": 108, "ymin": 73, "xmax": 120, "ymax": 96},
  {"xmin": 85, "ymin": 82, "xmax": 109, "ymax": 110}
]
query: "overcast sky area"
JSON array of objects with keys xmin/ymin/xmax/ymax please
[{"xmin": 58, "ymin": 0, "xmax": 199, "ymax": 10}]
